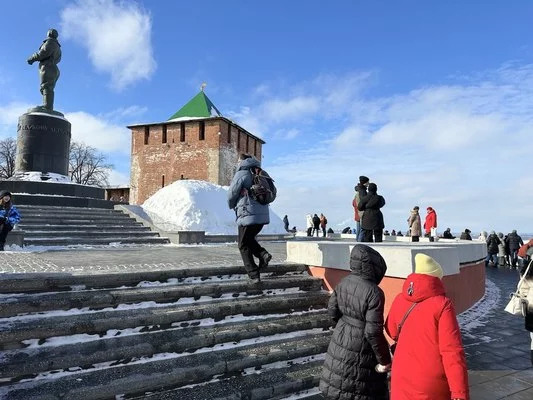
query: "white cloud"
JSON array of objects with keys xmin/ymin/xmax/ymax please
[
  {"xmin": 65, "ymin": 110, "xmax": 131, "ymax": 153},
  {"xmin": 0, "ymin": 102, "xmax": 31, "ymax": 126},
  {"xmin": 60, "ymin": 0, "xmax": 156, "ymax": 90},
  {"xmin": 262, "ymin": 64, "xmax": 533, "ymax": 234}
]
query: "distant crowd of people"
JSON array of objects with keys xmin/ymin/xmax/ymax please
[
  {"xmin": 304, "ymin": 213, "xmax": 328, "ymax": 237},
  {"xmin": 482, "ymin": 230, "xmax": 529, "ymax": 269}
]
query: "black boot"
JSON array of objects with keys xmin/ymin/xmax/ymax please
[{"xmin": 259, "ymin": 250, "xmax": 272, "ymax": 270}]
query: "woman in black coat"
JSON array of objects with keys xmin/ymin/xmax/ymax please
[
  {"xmin": 320, "ymin": 244, "xmax": 391, "ymax": 400},
  {"xmin": 357, "ymin": 183, "xmax": 385, "ymax": 243}
]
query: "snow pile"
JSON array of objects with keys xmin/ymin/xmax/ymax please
[
  {"xmin": 11, "ymin": 171, "xmax": 74, "ymax": 184},
  {"xmin": 142, "ymin": 180, "xmax": 286, "ymax": 235}
]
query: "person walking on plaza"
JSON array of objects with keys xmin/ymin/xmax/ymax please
[
  {"xmin": 505, "ymin": 230, "xmax": 524, "ymax": 268},
  {"xmin": 312, "ymin": 214, "xmax": 321, "ymax": 237},
  {"xmin": 497, "ymin": 232, "xmax": 507, "ymax": 267},
  {"xmin": 460, "ymin": 228, "xmax": 472, "ymax": 240},
  {"xmin": 0, "ymin": 191, "xmax": 21, "ymax": 251},
  {"xmin": 517, "ymin": 257, "xmax": 533, "ymax": 366},
  {"xmin": 358, "ymin": 183, "xmax": 385, "ymax": 243},
  {"xmin": 386, "ymin": 253, "xmax": 469, "ymax": 400},
  {"xmin": 306, "ymin": 214, "xmax": 313, "ymax": 237},
  {"xmin": 320, "ymin": 245, "xmax": 391, "ymax": 400},
  {"xmin": 423, "ymin": 206, "xmax": 437, "ymax": 241},
  {"xmin": 283, "ymin": 215, "xmax": 289, "ymax": 232},
  {"xmin": 485, "ymin": 231, "xmax": 501, "ymax": 267},
  {"xmin": 319, "ymin": 213, "xmax": 328, "ymax": 237},
  {"xmin": 227, "ymin": 155, "xmax": 273, "ymax": 284},
  {"xmin": 352, "ymin": 175, "xmax": 369, "ymax": 242},
  {"xmin": 407, "ymin": 206, "xmax": 422, "ymax": 242}
]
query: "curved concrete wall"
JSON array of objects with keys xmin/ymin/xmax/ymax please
[{"xmin": 287, "ymin": 240, "xmax": 487, "ymax": 315}]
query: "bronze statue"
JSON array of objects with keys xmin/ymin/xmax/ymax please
[{"xmin": 27, "ymin": 29, "xmax": 62, "ymax": 112}]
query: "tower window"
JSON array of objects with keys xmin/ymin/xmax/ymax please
[
  {"xmin": 180, "ymin": 123, "xmax": 185, "ymax": 142},
  {"xmin": 162, "ymin": 125, "xmax": 167, "ymax": 144},
  {"xmin": 246, "ymin": 135, "xmax": 249, "ymax": 152},
  {"xmin": 237, "ymin": 130, "xmax": 241, "ymax": 148},
  {"xmin": 227, "ymin": 124, "xmax": 231, "ymax": 143},
  {"xmin": 199, "ymin": 121, "xmax": 205, "ymax": 140},
  {"xmin": 161, "ymin": 175, "xmax": 165, "ymax": 187},
  {"xmin": 254, "ymin": 139, "xmax": 257, "ymax": 156},
  {"xmin": 144, "ymin": 126, "xmax": 149, "ymax": 145}
]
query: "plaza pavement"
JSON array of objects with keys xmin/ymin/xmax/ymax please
[{"xmin": 0, "ymin": 242, "xmax": 532, "ymax": 399}]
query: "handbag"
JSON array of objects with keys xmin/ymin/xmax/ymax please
[
  {"xmin": 504, "ymin": 259, "xmax": 532, "ymax": 316},
  {"xmin": 390, "ymin": 302, "xmax": 418, "ymax": 355}
]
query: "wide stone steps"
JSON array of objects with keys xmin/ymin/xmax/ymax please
[
  {"xmin": 0, "ymin": 263, "xmax": 332, "ymax": 399},
  {"xmin": 23, "ymin": 236, "xmax": 170, "ymax": 247},
  {"xmin": 14, "ymin": 204, "xmax": 169, "ymax": 247},
  {"xmin": 17, "ymin": 224, "xmax": 150, "ymax": 232},
  {"xmin": 132, "ymin": 360, "xmax": 324, "ymax": 400},
  {"xmin": 21, "ymin": 230, "xmax": 161, "ymax": 239}
]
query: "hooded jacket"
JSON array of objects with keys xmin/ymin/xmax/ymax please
[
  {"xmin": 352, "ymin": 184, "xmax": 367, "ymax": 222},
  {"xmin": 320, "ymin": 245, "xmax": 391, "ymax": 400},
  {"xmin": 407, "ymin": 210, "xmax": 422, "ymax": 237},
  {"xmin": 505, "ymin": 231, "xmax": 524, "ymax": 252},
  {"xmin": 357, "ymin": 185, "xmax": 385, "ymax": 230},
  {"xmin": 423, "ymin": 208, "xmax": 437, "ymax": 234},
  {"xmin": 486, "ymin": 233, "xmax": 501, "ymax": 255},
  {"xmin": 227, "ymin": 157, "xmax": 271, "ymax": 226},
  {"xmin": 0, "ymin": 191, "xmax": 21, "ymax": 227},
  {"xmin": 385, "ymin": 274, "xmax": 469, "ymax": 400}
]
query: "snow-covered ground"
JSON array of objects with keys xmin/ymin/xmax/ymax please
[
  {"xmin": 11, "ymin": 171, "xmax": 74, "ymax": 183},
  {"xmin": 142, "ymin": 180, "xmax": 286, "ymax": 235}
]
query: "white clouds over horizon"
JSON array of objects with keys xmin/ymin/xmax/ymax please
[
  {"xmin": 60, "ymin": 0, "xmax": 156, "ymax": 90},
  {"xmin": 235, "ymin": 64, "xmax": 533, "ymax": 234}
]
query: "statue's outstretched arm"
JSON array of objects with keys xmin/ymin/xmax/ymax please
[{"xmin": 27, "ymin": 41, "xmax": 52, "ymax": 64}]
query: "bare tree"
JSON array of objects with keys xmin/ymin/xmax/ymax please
[
  {"xmin": 0, "ymin": 137, "xmax": 17, "ymax": 179},
  {"xmin": 69, "ymin": 141, "xmax": 113, "ymax": 187}
]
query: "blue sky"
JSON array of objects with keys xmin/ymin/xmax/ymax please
[{"xmin": 1, "ymin": 0, "xmax": 533, "ymax": 234}]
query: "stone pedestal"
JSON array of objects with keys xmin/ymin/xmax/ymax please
[{"xmin": 15, "ymin": 112, "xmax": 71, "ymax": 176}]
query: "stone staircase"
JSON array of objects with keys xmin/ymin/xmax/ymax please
[
  {"xmin": 0, "ymin": 263, "xmax": 333, "ymax": 399},
  {"xmin": 15, "ymin": 205, "xmax": 170, "ymax": 247}
]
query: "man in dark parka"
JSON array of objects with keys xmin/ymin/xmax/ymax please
[
  {"xmin": 357, "ymin": 183, "xmax": 386, "ymax": 243},
  {"xmin": 320, "ymin": 244, "xmax": 391, "ymax": 400}
]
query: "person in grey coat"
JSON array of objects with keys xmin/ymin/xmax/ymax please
[
  {"xmin": 320, "ymin": 244, "xmax": 391, "ymax": 400},
  {"xmin": 228, "ymin": 155, "xmax": 273, "ymax": 283}
]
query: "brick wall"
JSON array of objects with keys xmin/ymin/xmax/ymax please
[{"xmin": 130, "ymin": 118, "xmax": 263, "ymax": 205}]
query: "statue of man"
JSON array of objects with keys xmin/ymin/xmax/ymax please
[{"xmin": 27, "ymin": 29, "xmax": 62, "ymax": 111}]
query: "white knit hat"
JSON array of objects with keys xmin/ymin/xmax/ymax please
[{"xmin": 414, "ymin": 253, "xmax": 443, "ymax": 280}]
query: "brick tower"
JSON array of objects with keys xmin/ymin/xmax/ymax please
[{"xmin": 128, "ymin": 90, "xmax": 264, "ymax": 205}]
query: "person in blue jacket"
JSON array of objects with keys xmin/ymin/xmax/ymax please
[
  {"xmin": 0, "ymin": 190, "xmax": 21, "ymax": 251},
  {"xmin": 227, "ymin": 155, "xmax": 273, "ymax": 284}
]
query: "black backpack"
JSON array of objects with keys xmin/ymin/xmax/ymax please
[{"xmin": 249, "ymin": 167, "xmax": 276, "ymax": 205}]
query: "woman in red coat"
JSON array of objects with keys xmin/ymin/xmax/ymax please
[
  {"xmin": 423, "ymin": 206, "xmax": 437, "ymax": 237},
  {"xmin": 385, "ymin": 253, "xmax": 469, "ymax": 400}
]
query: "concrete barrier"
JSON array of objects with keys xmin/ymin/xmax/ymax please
[
  {"xmin": 7, "ymin": 229, "xmax": 24, "ymax": 247},
  {"xmin": 287, "ymin": 240, "xmax": 487, "ymax": 315}
]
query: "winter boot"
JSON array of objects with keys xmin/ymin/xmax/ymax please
[{"xmin": 259, "ymin": 250, "xmax": 272, "ymax": 270}]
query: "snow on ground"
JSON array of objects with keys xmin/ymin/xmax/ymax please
[
  {"xmin": 142, "ymin": 180, "xmax": 286, "ymax": 234},
  {"xmin": 11, "ymin": 171, "xmax": 74, "ymax": 184},
  {"xmin": 457, "ymin": 278, "xmax": 501, "ymax": 341}
]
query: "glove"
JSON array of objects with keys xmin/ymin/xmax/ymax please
[{"xmin": 375, "ymin": 363, "xmax": 391, "ymax": 373}]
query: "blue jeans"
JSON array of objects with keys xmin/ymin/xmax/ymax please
[
  {"xmin": 485, "ymin": 253, "xmax": 498, "ymax": 267},
  {"xmin": 356, "ymin": 221, "xmax": 364, "ymax": 242}
]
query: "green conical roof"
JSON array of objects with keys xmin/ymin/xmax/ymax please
[{"xmin": 168, "ymin": 91, "xmax": 222, "ymax": 120}]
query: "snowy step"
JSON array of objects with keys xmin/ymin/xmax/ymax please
[
  {"xmin": 130, "ymin": 360, "xmax": 324, "ymax": 400},
  {"xmin": 23, "ymin": 236, "xmax": 170, "ymax": 247},
  {"xmin": 0, "ymin": 263, "xmax": 309, "ymax": 293},
  {"xmin": 0, "ymin": 275, "xmax": 324, "ymax": 317},
  {"xmin": 0, "ymin": 334, "xmax": 330, "ymax": 400},
  {"xmin": 0, "ymin": 311, "xmax": 331, "ymax": 379},
  {"xmin": 17, "ymin": 224, "xmax": 150, "ymax": 232},
  {"xmin": 22, "ymin": 230, "xmax": 161, "ymax": 239},
  {"xmin": 21, "ymin": 214, "xmax": 137, "ymax": 223},
  {"xmin": 17, "ymin": 209, "xmax": 125, "ymax": 217},
  {"xmin": 15, "ymin": 205, "xmax": 123, "ymax": 213},
  {"xmin": 0, "ymin": 291, "xmax": 330, "ymax": 346}
]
